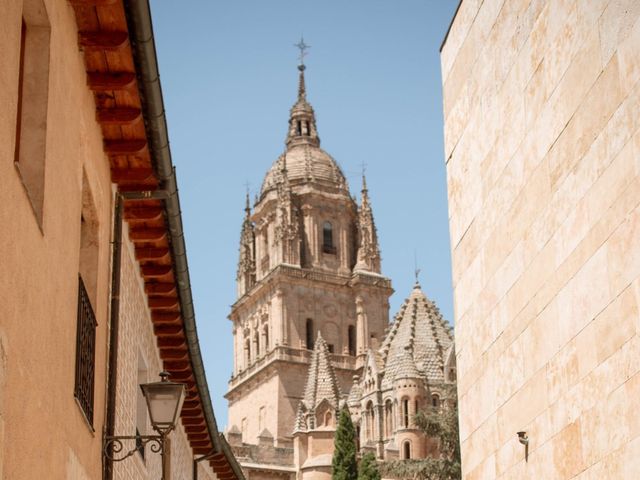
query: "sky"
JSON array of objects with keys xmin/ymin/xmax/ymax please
[{"xmin": 149, "ymin": 0, "xmax": 460, "ymax": 429}]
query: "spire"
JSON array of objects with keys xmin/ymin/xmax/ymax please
[
  {"xmin": 302, "ymin": 333, "xmax": 341, "ymax": 411},
  {"xmin": 354, "ymin": 173, "xmax": 381, "ymax": 273},
  {"xmin": 274, "ymin": 152, "xmax": 301, "ymax": 266},
  {"xmin": 236, "ymin": 195, "xmax": 256, "ymax": 297},
  {"xmin": 244, "ymin": 187, "xmax": 251, "ymax": 214},
  {"xmin": 286, "ymin": 39, "xmax": 320, "ymax": 148},
  {"xmin": 298, "ymin": 64, "xmax": 307, "ymax": 101}
]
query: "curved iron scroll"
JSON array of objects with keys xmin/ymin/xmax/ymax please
[{"xmin": 104, "ymin": 435, "xmax": 164, "ymax": 462}]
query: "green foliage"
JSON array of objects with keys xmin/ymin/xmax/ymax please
[
  {"xmin": 381, "ymin": 387, "xmax": 461, "ymax": 480},
  {"xmin": 332, "ymin": 406, "xmax": 358, "ymax": 480},
  {"xmin": 358, "ymin": 452, "xmax": 381, "ymax": 480}
]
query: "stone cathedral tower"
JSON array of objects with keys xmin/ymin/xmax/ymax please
[{"xmin": 225, "ymin": 61, "xmax": 393, "ymax": 478}]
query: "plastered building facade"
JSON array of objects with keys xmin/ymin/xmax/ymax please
[
  {"xmin": 441, "ymin": 1, "xmax": 640, "ymax": 478},
  {"xmin": 1, "ymin": 0, "xmax": 242, "ymax": 478},
  {"xmin": 226, "ymin": 63, "xmax": 456, "ymax": 480}
]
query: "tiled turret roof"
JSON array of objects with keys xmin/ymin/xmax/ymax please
[
  {"xmin": 347, "ymin": 375, "xmax": 362, "ymax": 407},
  {"xmin": 391, "ymin": 345, "xmax": 422, "ymax": 380},
  {"xmin": 301, "ymin": 333, "xmax": 342, "ymax": 411},
  {"xmin": 381, "ymin": 282, "xmax": 453, "ymax": 388}
]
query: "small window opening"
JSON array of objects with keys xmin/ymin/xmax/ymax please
[
  {"xmin": 327, "ymin": 344, "xmax": 334, "ymax": 354},
  {"xmin": 296, "ymin": 120, "xmax": 302, "ymax": 135},
  {"xmin": 305, "ymin": 121, "xmax": 310, "ymax": 135},
  {"xmin": 348, "ymin": 325, "xmax": 356, "ymax": 356},
  {"xmin": 403, "ymin": 441, "xmax": 411, "ymax": 459},
  {"xmin": 306, "ymin": 318, "xmax": 314, "ymax": 350},
  {"xmin": 75, "ymin": 173, "xmax": 99, "ymax": 427},
  {"xmin": 403, "ymin": 398, "xmax": 409, "ymax": 428},
  {"xmin": 322, "ymin": 221, "xmax": 336, "ymax": 254},
  {"xmin": 431, "ymin": 394, "xmax": 440, "ymax": 408}
]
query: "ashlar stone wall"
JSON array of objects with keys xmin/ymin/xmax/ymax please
[{"xmin": 441, "ymin": 1, "xmax": 640, "ymax": 478}]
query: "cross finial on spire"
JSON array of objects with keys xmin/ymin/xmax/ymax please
[
  {"xmin": 414, "ymin": 250, "xmax": 421, "ymax": 287},
  {"xmin": 294, "ymin": 36, "xmax": 310, "ymax": 67}
]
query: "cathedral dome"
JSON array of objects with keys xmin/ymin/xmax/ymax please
[
  {"xmin": 260, "ymin": 63, "xmax": 349, "ymax": 197},
  {"xmin": 260, "ymin": 144, "xmax": 348, "ymax": 195}
]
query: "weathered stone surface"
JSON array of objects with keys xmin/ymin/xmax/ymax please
[{"xmin": 442, "ymin": 1, "xmax": 640, "ymax": 477}]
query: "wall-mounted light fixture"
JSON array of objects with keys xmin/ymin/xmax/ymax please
[
  {"xmin": 104, "ymin": 372, "xmax": 186, "ymax": 479},
  {"xmin": 517, "ymin": 431, "xmax": 529, "ymax": 461}
]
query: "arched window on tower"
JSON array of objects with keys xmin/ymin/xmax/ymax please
[
  {"xmin": 324, "ymin": 410, "xmax": 332, "ymax": 426},
  {"xmin": 306, "ymin": 318, "xmax": 314, "ymax": 350},
  {"xmin": 348, "ymin": 325, "xmax": 356, "ymax": 356},
  {"xmin": 384, "ymin": 399, "xmax": 393, "ymax": 438},
  {"xmin": 365, "ymin": 401, "xmax": 374, "ymax": 440},
  {"xmin": 403, "ymin": 441, "xmax": 411, "ymax": 460},
  {"xmin": 322, "ymin": 221, "xmax": 336, "ymax": 254},
  {"xmin": 431, "ymin": 394, "xmax": 440, "ymax": 408},
  {"xmin": 402, "ymin": 398, "xmax": 409, "ymax": 428}
]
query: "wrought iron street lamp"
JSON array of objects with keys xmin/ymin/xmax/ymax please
[{"xmin": 104, "ymin": 372, "xmax": 186, "ymax": 479}]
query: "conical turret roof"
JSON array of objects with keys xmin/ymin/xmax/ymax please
[
  {"xmin": 381, "ymin": 282, "xmax": 453, "ymax": 387},
  {"xmin": 302, "ymin": 333, "xmax": 341, "ymax": 410}
]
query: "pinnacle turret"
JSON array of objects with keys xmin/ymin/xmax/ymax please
[
  {"xmin": 354, "ymin": 173, "xmax": 381, "ymax": 273},
  {"xmin": 302, "ymin": 333, "xmax": 341, "ymax": 411},
  {"xmin": 273, "ymin": 153, "xmax": 301, "ymax": 266},
  {"xmin": 286, "ymin": 61, "xmax": 320, "ymax": 148},
  {"xmin": 236, "ymin": 195, "xmax": 256, "ymax": 297},
  {"xmin": 294, "ymin": 332, "xmax": 342, "ymax": 434}
]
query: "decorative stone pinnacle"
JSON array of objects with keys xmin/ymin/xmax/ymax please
[
  {"xmin": 244, "ymin": 187, "xmax": 251, "ymax": 214},
  {"xmin": 361, "ymin": 162, "xmax": 368, "ymax": 192}
]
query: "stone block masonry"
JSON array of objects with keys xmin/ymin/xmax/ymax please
[{"xmin": 441, "ymin": 0, "xmax": 640, "ymax": 478}]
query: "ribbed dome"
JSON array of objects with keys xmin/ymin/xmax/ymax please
[
  {"xmin": 260, "ymin": 144, "xmax": 348, "ymax": 195},
  {"xmin": 260, "ymin": 63, "xmax": 350, "ymax": 197}
]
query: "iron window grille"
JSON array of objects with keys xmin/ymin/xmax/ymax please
[{"xmin": 75, "ymin": 275, "xmax": 97, "ymax": 426}]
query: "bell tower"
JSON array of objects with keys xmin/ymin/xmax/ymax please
[{"xmin": 225, "ymin": 53, "xmax": 392, "ymax": 477}]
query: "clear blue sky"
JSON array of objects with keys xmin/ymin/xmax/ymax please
[{"xmin": 149, "ymin": 0, "xmax": 459, "ymax": 429}]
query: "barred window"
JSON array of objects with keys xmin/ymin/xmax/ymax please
[{"xmin": 74, "ymin": 275, "xmax": 97, "ymax": 425}]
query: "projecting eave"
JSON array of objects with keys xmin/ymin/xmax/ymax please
[{"xmin": 68, "ymin": 0, "xmax": 243, "ymax": 478}]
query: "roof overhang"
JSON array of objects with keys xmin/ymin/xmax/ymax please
[{"xmin": 68, "ymin": 0, "xmax": 243, "ymax": 478}]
